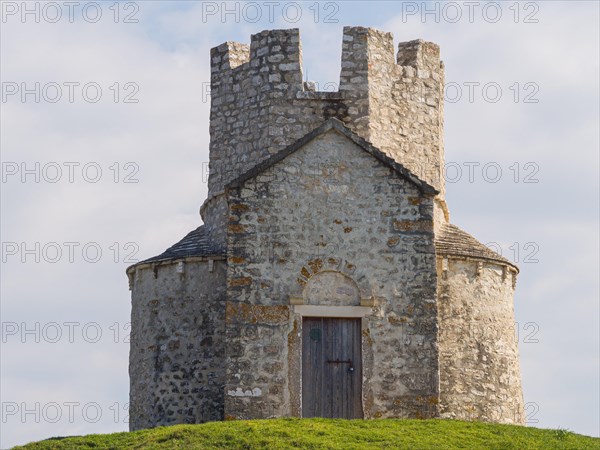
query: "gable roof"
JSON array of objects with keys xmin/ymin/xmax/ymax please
[{"xmin": 225, "ymin": 118, "xmax": 439, "ymax": 195}]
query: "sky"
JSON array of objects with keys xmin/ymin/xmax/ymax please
[{"xmin": 1, "ymin": 1, "xmax": 599, "ymax": 447}]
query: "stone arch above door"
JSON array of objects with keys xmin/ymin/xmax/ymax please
[
  {"xmin": 291, "ymin": 257, "xmax": 374, "ymax": 306},
  {"xmin": 303, "ymin": 271, "xmax": 360, "ymax": 306}
]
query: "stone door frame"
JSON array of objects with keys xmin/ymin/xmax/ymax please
[
  {"xmin": 288, "ymin": 304, "xmax": 373, "ymax": 418},
  {"xmin": 287, "ymin": 259, "xmax": 375, "ymax": 418}
]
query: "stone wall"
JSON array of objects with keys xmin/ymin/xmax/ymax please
[
  {"xmin": 205, "ymin": 27, "xmax": 446, "ymax": 234},
  {"xmin": 437, "ymin": 258, "xmax": 524, "ymax": 424},
  {"xmin": 224, "ymin": 129, "xmax": 439, "ymax": 420},
  {"xmin": 200, "ymin": 194, "xmax": 229, "ymax": 252},
  {"xmin": 340, "ymin": 29, "xmax": 445, "ymax": 197},
  {"xmin": 208, "ymin": 29, "xmax": 304, "ymax": 195},
  {"xmin": 128, "ymin": 257, "xmax": 227, "ymax": 430}
]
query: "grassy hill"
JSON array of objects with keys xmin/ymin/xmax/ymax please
[{"xmin": 14, "ymin": 418, "xmax": 600, "ymax": 449}]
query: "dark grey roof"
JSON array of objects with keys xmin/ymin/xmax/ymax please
[
  {"xmin": 134, "ymin": 225, "xmax": 225, "ymax": 266},
  {"xmin": 225, "ymin": 118, "xmax": 439, "ymax": 196},
  {"xmin": 133, "ymin": 222, "xmax": 516, "ymax": 273},
  {"xmin": 435, "ymin": 223, "xmax": 518, "ymax": 271}
]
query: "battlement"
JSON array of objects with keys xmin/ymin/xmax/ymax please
[
  {"xmin": 206, "ymin": 27, "xmax": 446, "ymax": 212},
  {"xmin": 397, "ymin": 39, "xmax": 441, "ymax": 70},
  {"xmin": 210, "ymin": 28, "xmax": 441, "ymax": 97},
  {"xmin": 211, "ymin": 29, "xmax": 303, "ymax": 95},
  {"xmin": 210, "ymin": 41, "xmax": 250, "ymax": 73},
  {"xmin": 339, "ymin": 26, "xmax": 394, "ymax": 92}
]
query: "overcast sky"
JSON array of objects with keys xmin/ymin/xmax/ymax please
[{"xmin": 1, "ymin": 1, "xmax": 598, "ymax": 448}]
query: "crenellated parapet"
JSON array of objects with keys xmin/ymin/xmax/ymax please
[{"xmin": 206, "ymin": 27, "xmax": 445, "ymax": 204}]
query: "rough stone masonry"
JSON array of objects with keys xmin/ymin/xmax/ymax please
[{"xmin": 126, "ymin": 26, "xmax": 524, "ymax": 430}]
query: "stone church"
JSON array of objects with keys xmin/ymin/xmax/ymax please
[{"xmin": 127, "ymin": 27, "xmax": 524, "ymax": 430}]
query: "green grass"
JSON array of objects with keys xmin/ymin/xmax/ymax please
[{"xmin": 13, "ymin": 418, "xmax": 600, "ymax": 450}]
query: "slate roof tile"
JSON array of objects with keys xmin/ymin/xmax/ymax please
[
  {"xmin": 137, "ymin": 225, "xmax": 225, "ymax": 265},
  {"xmin": 435, "ymin": 223, "xmax": 518, "ymax": 271}
]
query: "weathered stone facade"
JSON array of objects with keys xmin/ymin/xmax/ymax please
[
  {"xmin": 127, "ymin": 26, "xmax": 524, "ymax": 431},
  {"xmin": 436, "ymin": 224, "xmax": 523, "ymax": 423},
  {"xmin": 225, "ymin": 126, "xmax": 439, "ymax": 420},
  {"xmin": 128, "ymin": 257, "xmax": 227, "ymax": 429}
]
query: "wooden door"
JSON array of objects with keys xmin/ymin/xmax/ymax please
[{"xmin": 302, "ymin": 317, "xmax": 363, "ymax": 419}]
